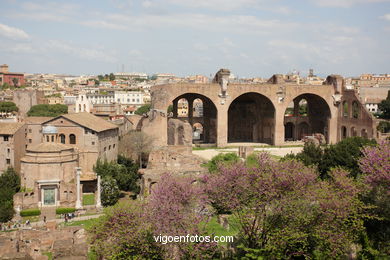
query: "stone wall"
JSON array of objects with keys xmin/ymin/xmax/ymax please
[
  {"xmin": 140, "ymin": 145, "xmax": 207, "ymax": 195},
  {"xmin": 0, "ymin": 226, "xmax": 87, "ymax": 259}
]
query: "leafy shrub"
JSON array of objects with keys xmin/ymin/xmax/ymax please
[
  {"xmin": 94, "ymin": 156, "xmax": 140, "ymax": 194},
  {"xmin": 283, "ymin": 137, "xmax": 376, "ymax": 179},
  {"xmin": 205, "ymin": 152, "xmax": 240, "ymax": 173},
  {"xmin": 319, "ymin": 137, "xmax": 376, "ymax": 178},
  {"xmin": 20, "ymin": 208, "xmax": 41, "ymax": 217},
  {"xmin": 296, "ymin": 142, "xmax": 323, "ymax": 166},
  {"xmin": 101, "ymin": 176, "xmax": 120, "ymax": 207},
  {"xmin": 56, "ymin": 207, "xmax": 76, "ymax": 215}
]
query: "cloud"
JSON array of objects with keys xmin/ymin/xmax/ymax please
[
  {"xmin": 309, "ymin": 0, "xmax": 390, "ymax": 7},
  {"xmin": 193, "ymin": 43, "xmax": 209, "ymax": 51},
  {"xmin": 166, "ymin": 0, "xmax": 261, "ymax": 11},
  {"xmin": 85, "ymin": 13, "xmax": 299, "ymax": 34},
  {"xmin": 0, "ymin": 23, "xmax": 29, "ymax": 40},
  {"xmin": 381, "ymin": 13, "xmax": 390, "ymax": 21},
  {"xmin": 81, "ymin": 20, "xmax": 127, "ymax": 30},
  {"xmin": 46, "ymin": 40, "xmax": 117, "ymax": 63}
]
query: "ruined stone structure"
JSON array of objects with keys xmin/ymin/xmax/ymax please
[
  {"xmin": 0, "ymin": 226, "xmax": 88, "ymax": 259},
  {"xmin": 140, "ymin": 146, "xmax": 207, "ymax": 195},
  {"xmin": 142, "ymin": 69, "xmax": 377, "ymax": 147}
]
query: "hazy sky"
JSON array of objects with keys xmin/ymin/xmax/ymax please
[{"xmin": 0, "ymin": 0, "xmax": 389, "ymax": 77}]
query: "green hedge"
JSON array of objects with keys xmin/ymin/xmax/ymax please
[
  {"xmin": 56, "ymin": 207, "xmax": 76, "ymax": 215},
  {"xmin": 20, "ymin": 208, "xmax": 41, "ymax": 217}
]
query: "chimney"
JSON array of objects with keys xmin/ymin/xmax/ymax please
[{"xmin": 0, "ymin": 64, "xmax": 9, "ymax": 73}]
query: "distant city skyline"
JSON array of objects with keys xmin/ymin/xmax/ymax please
[{"xmin": 0, "ymin": 0, "xmax": 389, "ymax": 78}]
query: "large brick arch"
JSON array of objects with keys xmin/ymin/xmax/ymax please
[
  {"xmin": 169, "ymin": 92, "xmax": 218, "ymax": 144},
  {"xmin": 227, "ymin": 92, "xmax": 275, "ymax": 144}
]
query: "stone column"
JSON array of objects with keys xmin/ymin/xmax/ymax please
[
  {"xmin": 274, "ymin": 108, "xmax": 285, "ymax": 146},
  {"xmin": 188, "ymin": 98, "xmax": 194, "ymax": 126},
  {"xmin": 75, "ymin": 167, "xmax": 82, "ymax": 209},
  {"xmin": 216, "ymin": 104, "xmax": 228, "ymax": 147},
  {"xmin": 328, "ymin": 116, "xmax": 338, "ymax": 144},
  {"xmin": 293, "ymin": 99, "xmax": 300, "ymax": 117},
  {"xmin": 96, "ymin": 175, "xmax": 102, "ymax": 209}
]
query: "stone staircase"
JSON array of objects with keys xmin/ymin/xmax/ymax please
[{"xmin": 40, "ymin": 206, "xmax": 56, "ymax": 221}]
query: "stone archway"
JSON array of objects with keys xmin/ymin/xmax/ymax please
[
  {"xmin": 228, "ymin": 92, "xmax": 275, "ymax": 144},
  {"xmin": 284, "ymin": 93, "xmax": 331, "ymax": 142},
  {"xmin": 170, "ymin": 93, "xmax": 217, "ymax": 144}
]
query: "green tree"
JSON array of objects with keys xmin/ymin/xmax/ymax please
[
  {"xmin": 134, "ymin": 104, "xmax": 151, "ymax": 115},
  {"xmin": 282, "ymin": 142, "xmax": 323, "ymax": 167},
  {"xmin": 0, "ymin": 167, "xmax": 21, "ymax": 193},
  {"xmin": 109, "ymin": 73, "xmax": 115, "ymax": 81},
  {"xmin": 284, "ymin": 137, "xmax": 376, "ymax": 179},
  {"xmin": 319, "ymin": 137, "xmax": 376, "ymax": 178},
  {"xmin": 0, "ymin": 101, "xmax": 18, "ymax": 113},
  {"xmin": 377, "ymin": 121, "xmax": 390, "ymax": 133},
  {"xmin": 94, "ymin": 156, "xmax": 140, "ymax": 194},
  {"xmin": 100, "ymin": 176, "xmax": 120, "ymax": 207},
  {"xmin": 378, "ymin": 90, "xmax": 390, "ymax": 119},
  {"xmin": 12, "ymin": 78, "xmax": 19, "ymax": 87},
  {"xmin": 27, "ymin": 104, "xmax": 68, "ymax": 117},
  {"xmin": 117, "ymin": 155, "xmax": 140, "ymax": 194},
  {"xmin": 0, "ymin": 200, "xmax": 14, "ymax": 223},
  {"xmin": 0, "ymin": 168, "xmax": 20, "ymax": 223}
]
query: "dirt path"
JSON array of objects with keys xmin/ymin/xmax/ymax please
[{"xmin": 192, "ymin": 146, "xmax": 303, "ymax": 161}]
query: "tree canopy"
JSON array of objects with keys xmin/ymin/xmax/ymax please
[
  {"xmin": 378, "ymin": 90, "xmax": 390, "ymax": 119},
  {"xmin": 0, "ymin": 168, "xmax": 20, "ymax": 223},
  {"xmin": 27, "ymin": 104, "xmax": 68, "ymax": 117},
  {"xmin": 0, "ymin": 101, "xmax": 18, "ymax": 113},
  {"xmin": 134, "ymin": 104, "xmax": 151, "ymax": 115},
  {"xmin": 94, "ymin": 155, "xmax": 140, "ymax": 194},
  {"xmin": 284, "ymin": 137, "xmax": 376, "ymax": 179},
  {"xmin": 204, "ymin": 153, "xmax": 364, "ymax": 258}
]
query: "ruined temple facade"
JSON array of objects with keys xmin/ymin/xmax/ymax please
[{"xmin": 141, "ymin": 69, "xmax": 377, "ymax": 147}]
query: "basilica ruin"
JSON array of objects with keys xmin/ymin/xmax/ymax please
[
  {"xmin": 138, "ymin": 69, "xmax": 377, "ymax": 194},
  {"xmin": 141, "ymin": 69, "xmax": 377, "ymax": 147}
]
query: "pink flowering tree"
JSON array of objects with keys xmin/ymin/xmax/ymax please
[
  {"xmin": 359, "ymin": 140, "xmax": 390, "ymax": 193},
  {"xmin": 148, "ymin": 173, "xmax": 219, "ymax": 259},
  {"xmin": 204, "ymin": 152, "xmax": 364, "ymax": 258},
  {"xmin": 359, "ymin": 141, "xmax": 390, "ymax": 255},
  {"xmin": 88, "ymin": 201, "xmax": 165, "ymax": 259}
]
